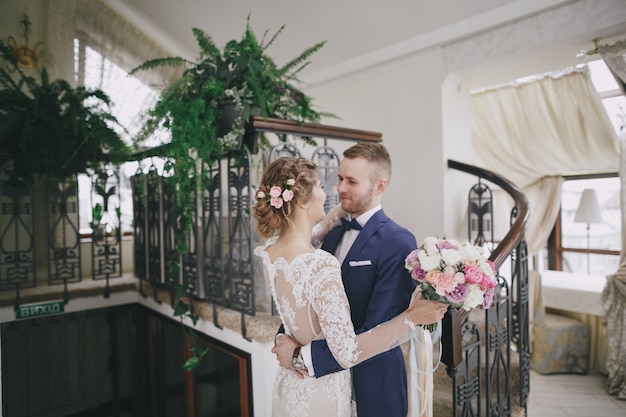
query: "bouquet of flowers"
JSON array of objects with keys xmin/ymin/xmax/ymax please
[{"xmin": 404, "ymin": 236, "xmax": 498, "ymax": 331}]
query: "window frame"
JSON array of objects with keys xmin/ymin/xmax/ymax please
[{"xmin": 547, "ymin": 172, "xmax": 620, "ymax": 272}]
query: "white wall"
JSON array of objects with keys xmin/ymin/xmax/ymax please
[{"xmin": 308, "ymin": 49, "xmax": 449, "ymax": 240}]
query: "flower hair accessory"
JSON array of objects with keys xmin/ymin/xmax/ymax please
[{"xmin": 256, "ymin": 178, "xmax": 295, "ymax": 209}]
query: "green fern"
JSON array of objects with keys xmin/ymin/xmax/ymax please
[{"xmin": 0, "ymin": 40, "xmax": 131, "ymax": 188}]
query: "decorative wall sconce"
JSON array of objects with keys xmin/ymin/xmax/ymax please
[{"xmin": 3, "ymin": 9, "xmax": 45, "ymax": 71}]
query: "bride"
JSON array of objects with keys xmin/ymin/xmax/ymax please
[{"xmin": 252, "ymin": 157, "xmax": 447, "ymax": 417}]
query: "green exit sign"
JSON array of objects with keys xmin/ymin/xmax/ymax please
[{"xmin": 15, "ymin": 301, "xmax": 65, "ymax": 319}]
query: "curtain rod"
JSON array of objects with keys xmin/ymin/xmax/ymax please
[
  {"xmin": 577, "ymin": 37, "xmax": 626, "ymax": 58},
  {"xmin": 577, "ymin": 38, "xmax": 602, "ymax": 57}
]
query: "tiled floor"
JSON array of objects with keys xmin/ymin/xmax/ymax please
[{"xmin": 528, "ymin": 370, "xmax": 626, "ymax": 416}]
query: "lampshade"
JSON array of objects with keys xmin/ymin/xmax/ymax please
[{"xmin": 574, "ymin": 188, "xmax": 603, "ymax": 224}]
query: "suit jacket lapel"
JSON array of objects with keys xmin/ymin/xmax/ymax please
[
  {"xmin": 322, "ymin": 226, "xmax": 345, "ymax": 255},
  {"xmin": 341, "ymin": 210, "xmax": 388, "ymax": 275}
]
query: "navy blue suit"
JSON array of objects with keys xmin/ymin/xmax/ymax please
[{"xmin": 312, "ymin": 209, "xmax": 417, "ymax": 417}]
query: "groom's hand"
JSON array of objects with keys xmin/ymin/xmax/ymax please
[{"xmin": 272, "ymin": 334, "xmax": 307, "ymax": 378}]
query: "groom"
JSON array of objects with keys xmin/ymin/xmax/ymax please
[{"xmin": 273, "ymin": 142, "xmax": 418, "ymax": 417}]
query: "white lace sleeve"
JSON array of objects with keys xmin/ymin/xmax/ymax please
[
  {"xmin": 310, "ymin": 251, "xmax": 414, "ymax": 369},
  {"xmin": 311, "ymin": 204, "xmax": 345, "ymax": 248}
]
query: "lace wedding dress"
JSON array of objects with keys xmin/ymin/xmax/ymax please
[{"xmin": 255, "ymin": 233, "xmax": 416, "ymax": 417}]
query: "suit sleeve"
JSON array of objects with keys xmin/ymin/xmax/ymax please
[{"xmin": 311, "ymin": 225, "xmax": 417, "ymax": 377}]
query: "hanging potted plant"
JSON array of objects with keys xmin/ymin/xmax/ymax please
[
  {"xmin": 0, "ymin": 40, "xmax": 131, "ymax": 188},
  {"xmin": 129, "ymin": 13, "xmax": 335, "ymax": 155}
]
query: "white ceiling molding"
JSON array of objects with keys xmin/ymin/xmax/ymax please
[
  {"xmin": 442, "ymin": 0, "xmax": 626, "ymax": 77},
  {"xmin": 302, "ymin": 0, "xmax": 573, "ymax": 86}
]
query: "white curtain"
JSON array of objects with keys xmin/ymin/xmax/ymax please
[
  {"xmin": 521, "ymin": 176, "xmax": 564, "ymax": 256},
  {"xmin": 46, "ymin": 0, "xmax": 180, "ymax": 88},
  {"xmin": 471, "ymin": 67, "xmax": 620, "ymax": 257},
  {"xmin": 472, "ymin": 54, "xmax": 624, "ymax": 393},
  {"xmin": 598, "ymin": 39, "xmax": 626, "ymax": 400}
]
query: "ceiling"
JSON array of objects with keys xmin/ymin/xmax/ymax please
[{"xmin": 104, "ymin": 0, "xmax": 575, "ymax": 83}]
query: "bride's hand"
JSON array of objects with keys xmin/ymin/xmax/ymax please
[
  {"xmin": 406, "ymin": 291, "xmax": 448, "ymax": 326},
  {"xmin": 272, "ymin": 334, "xmax": 308, "ymax": 379}
]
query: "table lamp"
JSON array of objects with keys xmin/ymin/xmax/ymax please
[{"xmin": 574, "ymin": 188, "xmax": 603, "ymax": 274}]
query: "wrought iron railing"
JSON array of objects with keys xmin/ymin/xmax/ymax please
[
  {"xmin": 444, "ymin": 159, "xmax": 530, "ymax": 417},
  {"xmin": 0, "ymin": 164, "xmax": 126, "ymax": 308},
  {"xmin": 0, "ymin": 118, "xmax": 380, "ymax": 319},
  {"xmin": 130, "ymin": 117, "xmax": 382, "ymax": 339}
]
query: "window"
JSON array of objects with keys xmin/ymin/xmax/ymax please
[
  {"xmin": 545, "ymin": 59, "xmax": 624, "ymax": 276},
  {"xmin": 548, "ymin": 175, "xmax": 621, "ymax": 275},
  {"xmin": 73, "ymin": 36, "xmax": 159, "ymax": 235}
]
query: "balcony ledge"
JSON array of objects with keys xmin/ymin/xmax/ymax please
[{"xmin": 0, "ymin": 275, "xmax": 281, "ymax": 344}]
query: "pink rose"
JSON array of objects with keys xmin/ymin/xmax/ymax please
[
  {"xmin": 411, "ymin": 265, "xmax": 427, "ymax": 282},
  {"xmin": 282, "ymin": 189, "xmax": 294, "ymax": 202},
  {"xmin": 464, "ymin": 264, "xmax": 483, "ymax": 285},
  {"xmin": 270, "ymin": 197, "xmax": 283, "ymax": 208},
  {"xmin": 481, "ymin": 273, "xmax": 497, "ymax": 289},
  {"xmin": 256, "ymin": 190, "xmax": 265, "ymax": 199},
  {"xmin": 437, "ymin": 241, "xmax": 456, "ymax": 250},
  {"xmin": 405, "ymin": 249, "xmax": 419, "ymax": 265},
  {"xmin": 269, "ymin": 186, "xmax": 282, "ymax": 198}
]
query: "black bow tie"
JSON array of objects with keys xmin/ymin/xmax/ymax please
[{"xmin": 341, "ymin": 218, "xmax": 362, "ymax": 231}]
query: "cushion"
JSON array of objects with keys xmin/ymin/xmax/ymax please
[{"xmin": 530, "ymin": 313, "xmax": 589, "ymax": 374}]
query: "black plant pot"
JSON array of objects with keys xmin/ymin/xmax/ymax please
[{"xmin": 218, "ymin": 100, "xmax": 262, "ymax": 154}]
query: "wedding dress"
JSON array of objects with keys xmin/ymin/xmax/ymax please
[{"xmin": 255, "ymin": 232, "xmax": 416, "ymax": 417}]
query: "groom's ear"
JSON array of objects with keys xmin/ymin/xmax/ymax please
[{"xmin": 374, "ymin": 178, "xmax": 388, "ymax": 195}]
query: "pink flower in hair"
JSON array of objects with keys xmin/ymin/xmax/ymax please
[
  {"xmin": 270, "ymin": 197, "xmax": 283, "ymax": 209},
  {"xmin": 282, "ymin": 189, "xmax": 294, "ymax": 202},
  {"xmin": 269, "ymin": 186, "xmax": 282, "ymax": 198}
]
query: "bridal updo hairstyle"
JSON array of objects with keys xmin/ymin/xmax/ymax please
[{"xmin": 253, "ymin": 157, "xmax": 319, "ymax": 238}]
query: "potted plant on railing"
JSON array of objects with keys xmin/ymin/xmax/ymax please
[
  {"xmin": 0, "ymin": 40, "xmax": 131, "ymax": 189},
  {"xmin": 129, "ymin": 14, "xmax": 335, "ymax": 370},
  {"xmin": 130, "ymin": 13, "xmax": 334, "ymax": 155}
]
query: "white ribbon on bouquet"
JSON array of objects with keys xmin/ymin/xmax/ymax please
[{"xmin": 408, "ymin": 323, "xmax": 442, "ymax": 417}]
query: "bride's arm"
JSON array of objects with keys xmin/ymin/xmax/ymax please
[
  {"xmin": 311, "ymin": 256, "xmax": 416, "ymax": 370},
  {"xmin": 312, "ymin": 204, "xmax": 346, "ymax": 247}
]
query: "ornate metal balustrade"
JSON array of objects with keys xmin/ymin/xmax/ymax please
[
  {"xmin": 0, "ymin": 162, "xmax": 124, "ymax": 308},
  {"xmin": 131, "ymin": 117, "xmax": 382, "ymax": 339},
  {"xmin": 445, "ymin": 159, "xmax": 530, "ymax": 417}
]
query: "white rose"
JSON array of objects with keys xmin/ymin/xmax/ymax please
[
  {"xmin": 462, "ymin": 284, "xmax": 484, "ymax": 310},
  {"xmin": 459, "ymin": 242, "xmax": 482, "ymax": 261},
  {"xmin": 441, "ymin": 248, "xmax": 462, "ymax": 266},
  {"xmin": 422, "ymin": 236, "xmax": 439, "ymax": 256},
  {"xmin": 478, "ymin": 258, "xmax": 497, "ymax": 281},
  {"xmin": 418, "ymin": 251, "xmax": 441, "ymax": 271}
]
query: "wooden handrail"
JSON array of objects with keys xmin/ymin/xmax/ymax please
[
  {"xmin": 442, "ymin": 159, "xmax": 530, "ymax": 377},
  {"xmin": 252, "ymin": 117, "xmax": 383, "ymax": 142},
  {"xmin": 132, "ymin": 117, "xmax": 382, "ymax": 160},
  {"xmin": 447, "ymin": 159, "xmax": 529, "ymax": 270}
]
